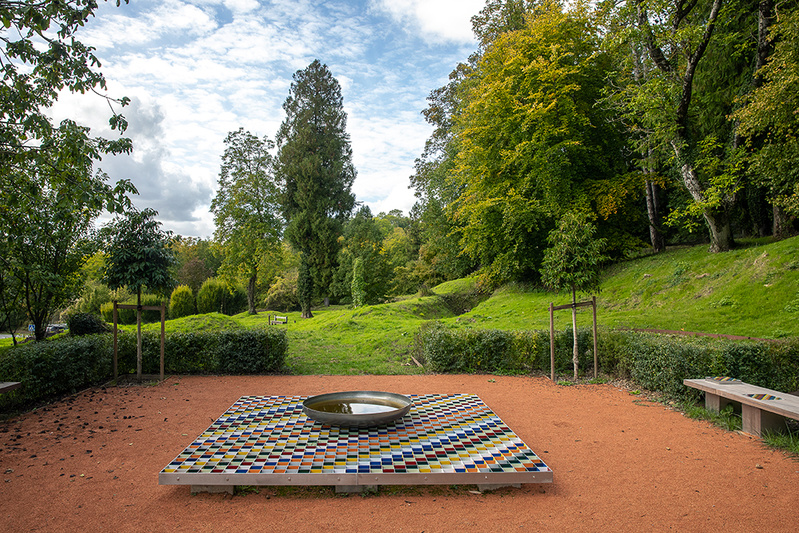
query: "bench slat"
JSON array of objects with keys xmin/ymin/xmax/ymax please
[{"xmin": 0, "ymin": 381, "xmax": 21, "ymax": 394}]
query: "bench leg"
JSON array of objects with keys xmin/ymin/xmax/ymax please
[
  {"xmin": 741, "ymin": 404, "xmax": 787, "ymax": 437},
  {"xmin": 704, "ymin": 393, "xmax": 732, "ymax": 412}
]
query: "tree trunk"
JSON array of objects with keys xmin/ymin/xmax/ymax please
[
  {"xmin": 136, "ymin": 289, "xmax": 142, "ymax": 381},
  {"xmin": 674, "ymin": 155, "xmax": 734, "ymax": 252},
  {"xmin": 247, "ymin": 274, "xmax": 257, "ymax": 315},
  {"xmin": 571, "ymin": 285, "xmax": 578, "ymax": 380},
  {"xmin": 773, "ymin": 204, "xmax": 789, "ymax": 240},
  {"xmin": 645, "ymin": 179, "xmax": 665, "ymax": 252}
]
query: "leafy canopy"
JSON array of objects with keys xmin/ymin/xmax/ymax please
[{"xmin": 100, "ymin": 208, "xmax": 176, "ymax": 298}]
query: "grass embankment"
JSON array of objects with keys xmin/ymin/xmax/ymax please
[{"xmin": 4, "ymin": 236, "xmax": 797, "ymax": 373}]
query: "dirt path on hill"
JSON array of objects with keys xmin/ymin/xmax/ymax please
[{"xmin": 1, "ymin": 374, "xmax": 797, "ymax": 532}]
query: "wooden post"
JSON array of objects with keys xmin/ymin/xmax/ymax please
[
  {"xmin": 549, "ymin": 302, "xmax": 555, "ymax": 381},
  {"xmin": 160, "ymin": 305, "xmax": 165, "ymax": 381},
  {"xmin": 113, "ymin": 301, "xmax": 118, "ymax": 382},
  {"xmin": 592, "ymin": 296, "xmax": 598, "ymax": 379}
]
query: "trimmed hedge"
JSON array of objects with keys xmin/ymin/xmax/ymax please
[
  {"xmin": 0, "ymin": 334, "xmax": 113, "ymax": 412},
  {"xmin": 415, "ymin": 322, "xmax": 799, "ymax": 401},
  {"xmin": 0, "ymin": 328, "xmax": 288, "ymax": 412},
  {"xmin": 416, "ymin": 321, "xmax": 595, "ymax": 375},
  {"xmin": 114, "ymin": 329, "xmax": 288, "ymax": 376}
]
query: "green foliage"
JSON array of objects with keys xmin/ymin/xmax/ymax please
[
  {"xmin": 296, "ymin": 254, "xmax": 314, "ymax": 317},
  {"xmin": 215, "ymin": 329, "xmax": 289, "ymax": 374},
  {"xmin": 602, "ymin": 332, "xmax": 799, "ymax": 402},
  {"xmin": 351, "ymin": 258, "xmax": 366, "ymax": 307},
  {"xmin": 541, "ymin": 212, "xmax": 608, "ymax": 295},
  {"xmin": 211, "ymin": 128, "xmax": 282, "ymax": 314},
  {"xmin": 0, "ymin": 334, "xmax": 113, "ymax": 412},
  {"xmin": 0, "ymin": 328, "xmax": 288, "ymax": 412},
  {"xmin": 196, "ymin": 278, "xmax": 247, "ymax": 316},
  {"xmin": 276, "ymin": 59, "xmax": 356, "ymax": 312},
  {"xmin": 100, "ymin": 295, "xmax": 166, "ymax": 325},
  {"xmin": 0, "ymin": 1, "xmax": 136, "ymax": 341},
  {"xmin": 734, "ymin": 7, "xmax": 799, "ymax": 218},
  {"xmin": 172, "ymin": 237, "xmax": 219, "ymax": 292},
  {"xmin": 263, "ymin": 270, "xmax": 300, "ymax": 312},
  {"xmin": 66, "ymin": 313, "xmax": 110, "ymax": 336},
  {"xmin": 415, "ymin": 322, "xmax": 799, "ymax": 401},
  {"xmin": 100, "ymin": 208, "xmax": 176, "ymax": 298},
  {"xmin": 450, "ymin": 2, "xmax": 630, "ymax": 284},
  {"xmin": 334, "ymin": 206, "xmax": 392, "ymax": 305},
  {"xmin": 416, "ymin": 321, "xmax": 596, "ymax": 374},
  {"xmin": 170, "ymin": 285, "xmax": 195, "ymax": 319},
  {"xmin": 112, "ymin": 329, "xmax": 287, "ymax": 376}
]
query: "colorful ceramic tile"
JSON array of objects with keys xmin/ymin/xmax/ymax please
[{"xmin": 160, "ymin": 393, "xmax": 552, "ymax": 487}]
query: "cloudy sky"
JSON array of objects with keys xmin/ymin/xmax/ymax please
[{"xmin": 52, "ymin": 0, "xmax": 484, "ymax": 238}]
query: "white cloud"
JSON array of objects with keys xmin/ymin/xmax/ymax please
[
  {"xmin": 371, "ymin": 0, "xmax": 484, "ymax": 43},
  {"xmin": 59, "ymin": 0, "xmax": 478, "ymax": 237}
]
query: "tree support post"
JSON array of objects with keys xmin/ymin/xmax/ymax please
[
  {"xmin": 549, "ymin": 298, "xmax": 599, "ymax": 381},
  {"xmin": 549, "ymin": 303, "xmax": 555, "ymax": 381},
  {"xmin": 113, "ymin": 301, "xmax": 118, "ymax": 381}
]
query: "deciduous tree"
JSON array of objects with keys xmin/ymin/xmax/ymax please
[
  {"xmin": 541, "ymin": 212, "xmax": 607, "ymax": 379},
  {"xmin": 100, "ymin": 208, "xmax": 175, "ymax": 379},
  {"xmin": 211, "ymin": 128, "xmax": 282, "ymax": 314}
]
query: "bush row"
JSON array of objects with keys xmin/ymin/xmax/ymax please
[
  {"xmin": 0, "ymin": 329, "xmax": 288, "ymax": 412},
  {"xmin": 415, "ymin": 322, "xmax": 799, "ymax": 401}
]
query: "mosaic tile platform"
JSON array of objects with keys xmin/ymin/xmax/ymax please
[{"xmin": 159, "ymin": 393, "xmax": 552, "ymax": 491}]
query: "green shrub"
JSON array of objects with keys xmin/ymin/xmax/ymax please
[
  {"xmin": 216, "ymin": 329, "xmax": 288, "ymax": 374},
  {"xmin": 114, "ymin": 329, "xmax": 288, "ymax": 376},
  {"xmin": 170, "ymin": 285, "xmax": 195, "ymax": 319},
  {"xmin": 66, "ymin": 312, "xmax": 111, "ymax": 336},
  {"xmin": 263, "ymin": 272, "xmax": 299, "ymax": 312},
  {"xmin": 598, "ymin": 331, "xmax": 799, "ymax": 401},
  {"xmin": 415, "ymin": 324, "xmax": 799, "ymax": 402},
  {"xmin": 197, "ymin": 278, "xmax": 247, "ymax": 315},
  {"xmin": 416, "ymin": 322, "xmax": 595, "ymax": 374},
  {"xmin": 0, "ymin": 334, "xmax": 113, "ymax": 412},
  {"xmin": 0, "ymin": 327, "xmax": 289, "ymax": 412},
  {"xmin": 100, "ymin": 294, "xmax": 168, "ymax": 325}
]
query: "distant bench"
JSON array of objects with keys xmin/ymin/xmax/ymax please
[
  {"xmin": 684, "ymin": 377, "xmax": 799, "ymax": 437},
  {"xmin": 269, "ymin": 315, "xmax": 288, "ymax": 325},
  {"xmin": 0, "ymin": 382, "xmax": 21, "ymax": 395}
]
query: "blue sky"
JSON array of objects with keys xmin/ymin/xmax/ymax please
[{"xmin": 52, "ymin": 0, "xmax": 484, "ymax": 238}]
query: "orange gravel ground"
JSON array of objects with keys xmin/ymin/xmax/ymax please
[{"xmin": 1, "ymin": 374, "xmax": 798, "ymax": 532}]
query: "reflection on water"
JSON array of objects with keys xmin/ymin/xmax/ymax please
[{"xmin": 307, "ymin": 399, "xmax": 401, "ymax": 414}]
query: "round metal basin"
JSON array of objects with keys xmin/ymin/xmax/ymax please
[{"xmin": 302, "ymin": 391, "xmax": 412, "ymax": 427}]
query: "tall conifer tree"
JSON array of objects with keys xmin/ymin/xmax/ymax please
[{"xmin": 276, "ymin": 60, "xmax": 356, "ymax": 318}]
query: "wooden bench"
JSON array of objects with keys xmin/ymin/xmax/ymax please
[
  {"xmin": 684, "ymin": 377, "xmax": 799, "ymax": 437},
  {"xmin": 0, "ymin": 382, "xmax": 21, "ymax": 394},
  {"xmin": 269, "ymin": 315, "xmax": 288, "ymax": 325}
]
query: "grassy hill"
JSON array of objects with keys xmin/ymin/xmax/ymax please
[{"xmin": 32, "ymin": 235, "xmax": 799, "ymax": 375}]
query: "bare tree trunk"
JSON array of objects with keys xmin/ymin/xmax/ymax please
[
  {"xmin": 571, "ymin": 285, "xmax": 578, "ymax": 380},
  {"xmin": 645, "ymin": 179, "xmax": 665, "ymax": 252},
  {"xmin": 773, "ymin": 204, "xmax": 789, "ymax": 240},
  {"xmin": 675, "ymin": 155, "xmax": 734, "ymax": 252},
  {"xmin": 247, "ymin": 274, "xmax": 257, "ymax": 315}
]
